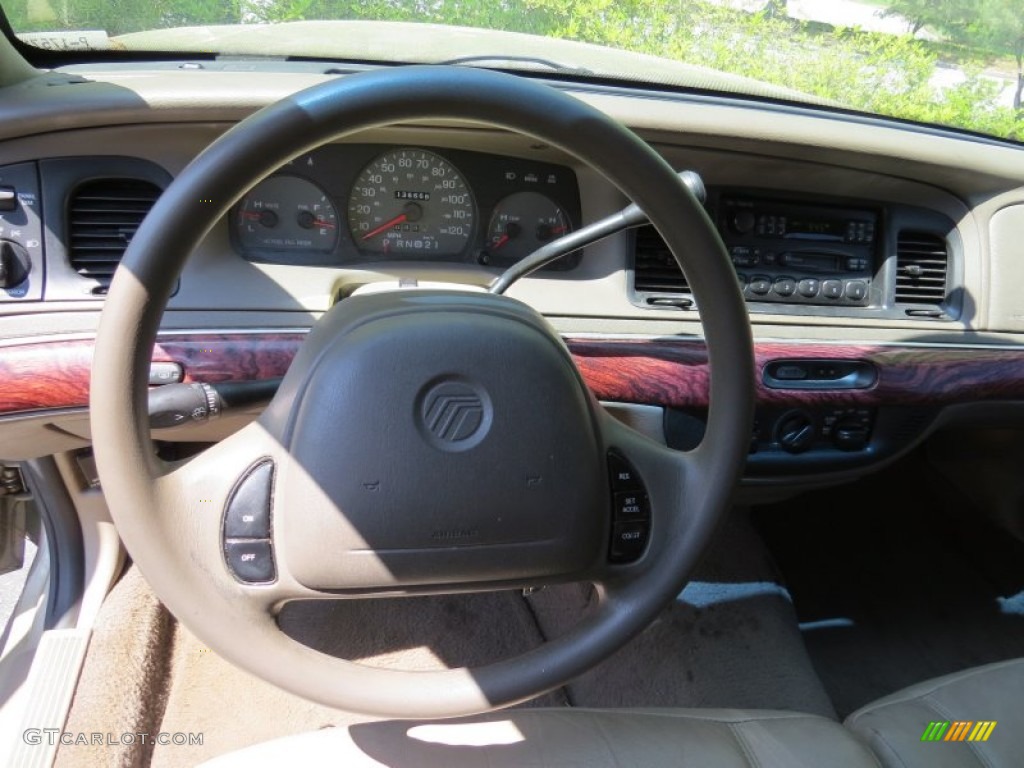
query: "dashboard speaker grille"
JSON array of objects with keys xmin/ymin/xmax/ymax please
[
  {"xmin": 68, "ymin": 178, "xmax": 162, "ymax": 289},
  {"xmin": 895, "ymin": 231, "xmax": 948, "ymax": 306},
  {"xmin": 632, "ymin": 225, "xmax": 690, "ymax": 294}
]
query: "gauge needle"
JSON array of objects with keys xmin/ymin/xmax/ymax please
[
  {"xmin": 311, "ymin": 218, "xmax": 336, "ymax": 229},
  {"xmin": 240, "ymin": 212, "xmax": 262, "ymax": 220},
  {"xmin": 492, "ymin": 234, "xmax": 511, "ymax": 250},
  {"xmin": 361, "ymin": 213, "xmax": 407, "ymax": 241}
]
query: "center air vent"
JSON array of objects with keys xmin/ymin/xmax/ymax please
[
  {"xmin": 895, "ymin": 231, "xmax": 948, "ymax": 307},
  {"xmin": 632, "ymin": 225, "xmax": 690, "ymax": 295},
  {"xmin": 68, "ymin": 178, "xmax": 162, "ymax": 291}
]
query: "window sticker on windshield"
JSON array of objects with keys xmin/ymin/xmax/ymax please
[{"xmin": 17, "ymin": 30, "xmax": 111, "ymax": 52}]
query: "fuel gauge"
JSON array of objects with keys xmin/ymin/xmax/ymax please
[
  {"xmin": 236, "ymin": 175, "xmax": 338, "ymax": 253},
  {"xmin": 484, "ymin": 192, "xmax": 571, "ymax": 264}
]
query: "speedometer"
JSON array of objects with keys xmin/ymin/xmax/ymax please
[{"xmin": 347, "ymin": 149, "xmax": 475, "ymax": 257}]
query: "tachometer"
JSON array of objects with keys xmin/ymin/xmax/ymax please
[
  {"xmin": 235, "ymin": 175, "xmax": 338, "ymax": 252},
  {"xmin": 347, "ymin": 149, "xmax": 474, "ymax": 257}
]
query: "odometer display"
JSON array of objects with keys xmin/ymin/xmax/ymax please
[{"xmin": 347, "ymin": 149, "xmax": 475, "ymax": 257}]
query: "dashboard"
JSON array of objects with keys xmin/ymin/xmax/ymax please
[{"xmin": 0, "ymin": 62, "xmax": 1023, "ymax": 496}]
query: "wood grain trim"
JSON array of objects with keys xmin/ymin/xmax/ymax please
[
  {"xmin": 568, "ymin": 338, "xmax": 1024, "ymax": 408},
  {"xmin": 2, "ymin": 332, "xmax": 1024, "ymax": 417}
]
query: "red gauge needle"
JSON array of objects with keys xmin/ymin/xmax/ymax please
[
  {"xmin": 492, "ymin": 234, "xmax": 511, "ymax": 250},
  {"xmin": 311, "ymin": 218, "xmax": 336, "ymax": 229},
  {"xmin": 240, "ymin": 212, "xmax": 262, "ymax": 220},
  {"xmin": 550, "ymin": 225, "xmax": 567, "ymax": 235},
  {"xmin": 361, "ymin": 213, "xmax": 407, "ymax": 241}
]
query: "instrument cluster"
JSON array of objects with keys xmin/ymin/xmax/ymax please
[{"xmin": 232, "ymin": 144, "xmax": 582, "ymax": 270}]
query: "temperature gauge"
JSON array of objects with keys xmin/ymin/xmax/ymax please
[
  {"xmin": 236, "ymin": 175, "xmax": 338, "ymax": 253},
  {"xmin": 484, "ymin": 192, "xmax": 571, "ymax": 264}
]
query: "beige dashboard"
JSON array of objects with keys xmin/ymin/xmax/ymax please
[{"xmin": 1, "ymin": 57, "xmax": 1024, "ymax": 480}]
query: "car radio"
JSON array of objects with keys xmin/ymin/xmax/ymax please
[{"xmin": 717, "ymin": 195, "xmax": 877, "ymax": 307}]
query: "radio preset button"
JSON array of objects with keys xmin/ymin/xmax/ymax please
[
  {"xmin": 845, "ymin": 280, "xmax": 868, "ymax": 301},
  {"xmin": 749, "ymin": 276, "xmax": 772, "ymax": 296},
  {"xmin": 773, "ymin": 277, "xmax": 796, "ymax": 297},
  {"xmin": 797, "ymin": 278, "xmax": 820, "ymax": 297},
  {"xmin": 822, "ymin": 280, "xmax": 844, "ymax": 299}
]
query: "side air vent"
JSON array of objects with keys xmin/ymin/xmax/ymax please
[
  {"xmin": 894, "ymin": 231, "xmax": 949, "ymax": 307},
  {"xmin": 68, "ymin": 178, "xmax": 162, "ymax": 290},
  {"xmin": 632, "ymin": 225, "xmax": 690, "ymax": 295}
]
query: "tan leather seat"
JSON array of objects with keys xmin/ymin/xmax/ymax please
[
  {"xmin": 200, "ymin": 708, "xmax": 881, "ymax": 767},
  {"xmin": 202, "ymin": 660, "xmax": 1024, "ymax": 767},
  {"xmin": 845, "ymin": 658, "xmax": 1024, "ymax": 768}
]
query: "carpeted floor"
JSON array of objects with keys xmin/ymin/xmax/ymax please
[
  {"xmin": 754, "ymin": 450, "xmax": 1024, "ymax": 719},
  {"xmin": 57, "ymin": 508, "xmax": 833, "ymax": 766}
]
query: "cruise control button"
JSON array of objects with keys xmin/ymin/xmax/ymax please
[
  {"xmin": 822, "ymin": 279, "xmax": 844, "ymax": 299},
  {"xmin": 608, "ymin": 454, "xmax": 641, "ymax": 490},
  {"xmin": 797, "ymin": 278, "xmax": 819, "ymax": 298},
  {"xmin": 610, "ymin": 521, "xmax": 649, "ymax": 563},
  {"xmin": 223, "ymin": 460, "xmax": 274, "ymax": 539},
  {"xmin": 845, "ymin": 280, "xmax": 868, "ymax": 301},
  {"xmin": 614, "ymin": 491, "xmax": 649, "ymax": 519},
  {"xmin": 224, "ymin": 539, "xmax": 276, "ymax": 583}
]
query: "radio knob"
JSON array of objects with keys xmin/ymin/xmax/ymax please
[{"xmin": 731, "ymin": 210, "xmax": 756, "ymax": 234}]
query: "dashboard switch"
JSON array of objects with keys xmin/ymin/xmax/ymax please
[
  {"xmin": 0, "ymin": 240, "xmax": 30, "ymax": 288},
  {"xmin": 0, "ymin": 186, "xmax": 16, "ymax": 212}
]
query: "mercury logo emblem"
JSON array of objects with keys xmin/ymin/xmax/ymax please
[{"xmin": 418, "ymin": 379, "xmax": 492, "ymax": 451}]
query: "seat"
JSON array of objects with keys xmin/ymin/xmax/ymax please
[
  {"xmin": 200, "ymin": 659, "xmax": 1024, "ymax": 767},
  {"xmin": 199, "ymin": 708, "xmax": 881, "ymax": 767},
  {"xmin": 845, "ymin": 658, "xmax": 1024, "ymax": 768}
]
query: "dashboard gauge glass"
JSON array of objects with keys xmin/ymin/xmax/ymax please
[
  {"xmin": 235, "ymin": 175, "xmax": 338, "ymax": 252},
  {"xmin": 486, "ymin": 191, "xmax": 572, "ymax": 264},
  {"xmin": 347, "ymin": 149, "xmax": 474, "ymax": 256}
]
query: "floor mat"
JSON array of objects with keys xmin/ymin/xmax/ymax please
[
  {"xmin": 753, "ymin": 451, "xmax": 1024, "ymax": 718},
  {"xmin": 526, "ymin": 509, "xmax": 836, "ymax": 717}
]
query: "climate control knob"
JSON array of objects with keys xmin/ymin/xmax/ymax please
[{"xmin": 775, "ymin": 410, "xmax": 816, "ymax": 454}]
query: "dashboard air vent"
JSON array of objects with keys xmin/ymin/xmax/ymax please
[
  {"xmin": 895, "ymin": 231, "xmax": 948, "ymax": 306},
  {"xmin": 68, "ymin": 178, "xmax": 162, "ymax": 290},
  {"xmin": 632, "ymin": 225, "xmax": 690, "ymax": 295}
]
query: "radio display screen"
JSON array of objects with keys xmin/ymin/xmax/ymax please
[{"xmin": 787, "ymin": 217, "xmax": 846, "ymax": 239}]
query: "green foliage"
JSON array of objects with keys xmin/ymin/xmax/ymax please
[{"xmin": 1, "ymin": 0, "xmax": 1021, "ymax": 140}]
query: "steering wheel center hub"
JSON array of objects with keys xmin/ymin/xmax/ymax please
[{"xmin": 262, "ymin": 291, "xmax": 607, "ymax": 590}]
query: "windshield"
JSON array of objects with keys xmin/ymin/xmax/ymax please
[{"xmin": 4, "ymin": 1, "xmax": 1022, "ymax": 143}]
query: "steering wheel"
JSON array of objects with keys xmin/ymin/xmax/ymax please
[{"xmin": 90, "ymin": 66, "xmax": 754, "ymax": 718}]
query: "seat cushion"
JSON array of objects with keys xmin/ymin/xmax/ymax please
[
  {"xmin": 845, "ymin": 658, "xmax": 1024, "ymax": 768},
  {"xmin": 200, "ymin": 708, "xmax": 880, "ymax": 767}
]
